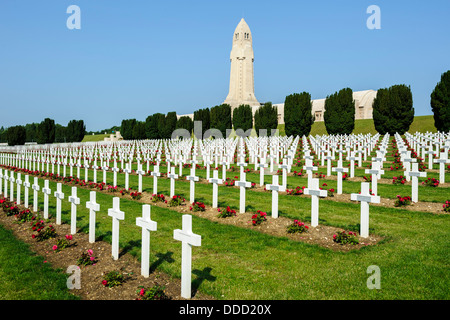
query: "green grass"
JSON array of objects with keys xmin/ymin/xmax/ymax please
[
  {"xmin": 81, "ymin": 134, "xmax": 109, "ymax": 142},
  {"xmin": 0, "ymin": 224, "xmax": 80, "ymax": 300}
]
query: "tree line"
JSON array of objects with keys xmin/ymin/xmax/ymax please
[{"xmin": 0, "ymin": 118, "xmax": 86, "ymax": 146}]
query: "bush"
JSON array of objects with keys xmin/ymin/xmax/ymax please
[
  {"xmin": 252, "ymin": 210, "xmax": 267, "ymax": 226},
  {"xmin": 217, "ymin": 206, "xmax": 236, "ymax": 218},
  {"xmin": 102, "ymin": 270, "xmax": 128, "ymax": 288},
  {"xmin": 333, "ymin": 230, "xmax": 359, "ymax": 245},
  {"xmin": 286, "ymin": 220, "xmax": 309, "ymax": 234},
  {"xmin": 394, "ymin": 195, "xmax": 411, "ymax": 207},
  {"xmin": 137, "ymin": 285, "xmax": 170, "ymax": 300}
]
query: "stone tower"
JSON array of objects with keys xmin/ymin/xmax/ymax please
[{"xmin": 224, "ymin": 18, "xmax": 260, "ymax": 110}]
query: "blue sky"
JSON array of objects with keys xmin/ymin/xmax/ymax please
[{"xmin": 1, "ymin": 0, "xmax": 449, "ymax": 131}]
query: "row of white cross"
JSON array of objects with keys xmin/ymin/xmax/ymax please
[{"xmin": 0, "ymin": 170, "xmax": 200, "ymax": 299}]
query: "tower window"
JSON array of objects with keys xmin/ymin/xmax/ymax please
[{"xmin": 235, "ymin": 33, "xmax": 239, "ymax": 40}]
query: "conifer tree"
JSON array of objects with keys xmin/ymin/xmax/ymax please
[{"xmin": 430, "ymin": 70, "xmax": 450, "ymax": 132}]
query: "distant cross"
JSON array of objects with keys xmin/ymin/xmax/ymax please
[
  {"xmin": 365, "ymin": 161, "xmax": 384, "ymax": 196},
  {"xmin": 136, "ymin": 163, "xmax": 146, "ymax": 193},
  {"xmin": 434, "ymin": 152, "xmax": 449, "ymax": 183},
  {"xmin": 257, "ymin": 158, "xmax": 268, "ymax": 187},
  {"xmin": 150, "ymin": 165, "xmax": 161, "ymax": 194},
  {"xmin": 168, "ymin": 166, "xmax": 179, "ymax": 198},
  {"xmin": 303, "ymin": 158, "xmax": 318, "ymax": 187},
  {"xmin": 186, "ymin": 167, "xmax": 199, "ymax": 204},
  {"xmin": 332, "ymin": 159, "xmax": 349, "ymax": 194}
]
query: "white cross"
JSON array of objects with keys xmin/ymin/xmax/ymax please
[
  {"xmin": 365, "ymin": 161, "xmax": 384, "ymax": 196},
  {"xmin": 9, "ymin": 171, "xmax": 14, "ymax": 202},
  {"xmin": 3, "ymin": 170, "xmax": 8, "ymax": 199},
  {"xmin": 23, "ymin": 175, "xmax": 30, "ymax": 208},
  {"xmin": 136, "ymin": 163, "xmax": 146, "ymax": 193},
  {"xmin": 304, "ymin": 178, "xmax": 327, "ymax": 227},
  {"xmin": 351, "ymin": 182, "xmax": 380, "ymax": 238},
  {"xmin": 150, "ymin": 165, "xmax": 161, "ymax": 195},
  {"xmin": 108, "ymin": 197, "xmax": 125, "ymax": 260},
  {"xmin": 325, "ymin": 152, "xmax": 335, "ymax": 177},
  {"xmin": 208, "ymin": 170, "xmax": 223, "ymax": 208},
  {"xmin": 86, "ymin": 191, "xmax": 100, "ymax": 243},
  {"xmin": 124, "ymin": 164, "xmax": 132, "ymax": 190},
  {"xmin": 0, "ymin": 169, "xmax": 3, "ymax": 195},
  {"xmin": 42, "ymin": 179, "xmax": 52, "ymax": 219},
  {"xmin": 434, "ymin": 152, "xmax": 449, "ymax": 183},
  {"xmin": 347, "ymin": 151, "xmax": 358, "ymax": 178},
  {"xmin": 204, "ymin": 156, "xmax": 213, "ymax": 181},
  {"xmin": 235, "ymin": 171, "xmax": 252, "ymax": 213},
  {"xmin": 403, "ymin": 151, "xmax": 416, "ymax": 182},
  {"xmin": 186, "ymin": 167, "xmax": 199, "ymax": 204},
  {"xmin": 15, "ymin": 173, "xmax": 22, "ymax": 205},
  {"xmin": 303, "ymin": 158, "xmax": 318, "ymax": 187},
  {"xmin": 68, "ymin": 186, "xmax": 80, "ymax": 235},
  {"xmin": 54, "ymin": 183, "xmax": 65, "ymax": 225},
  {"xmin": 265, "ymin": 175, "xmax": 286, "ymax": 218},
  {"xmin": 173, "ymin": 214, "xmax": 201, "ymax": 299},
  {"xmin": 111, "ymin": 165, "xmax": 120, "ymax": 187},
  {"xmin": 407, "ymin": 162, "xmax": 427, "ymax": 203},
  {"xmin": 257, "ymin": 158, "xmax": 268, "ymax": 187},
  {"xmin": 279, "ymin": 159, "xmax": 290, "ymax": 189},
  {"xmin": 168, "ymin": 166, "xmax": 179, "ymax": 198},
  {"xmin": 32, "ymin": 177, "xmax": 40, "ymax": 212},
  {"xmin": 332, "ymin": 160, "xmax": 349, "ymax": 194},
  {"xmin": 136, "ymin": 204, "xmax": 157, "ymax": 277}
]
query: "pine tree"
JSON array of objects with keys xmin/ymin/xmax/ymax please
[
  {"xmin": 210, "ymin": 104, "xmax": 232, "ymax": 138},
  {"xmin": 193, "ymin": 108, "xmax": 210, "ymax": 137},
  {"xmin": 7, "ymin": 126, "xmax": 26, "ymax": 146},
  {"xmin": 430, "ymin": 70, "xmax": 450, "ymax": 132},
  {"xmin": 323, "ymin": 88, "xmax": 355, "ymax": 135},
  {"xmin": 37, "ymin": 118, "xmax": 56, "ymax": 144},
  {"xmin": 232, "ymin": 104, "xmax": 253, "ymax": 132},
  {"xmin": 284, "ymin": 92, "xmax": 314, "ymax": 137}
]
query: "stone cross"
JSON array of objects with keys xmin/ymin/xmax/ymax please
[
  {"xmin": 168, "ymin": 166, "xmax": 179, "ymax": 198},
  {"xmin": 434, "ymin": 152, "xmax": 449, "ymax": 184},
  {"xmin": 23, "ymin": 175, "xmax": 30, "ymax": 208},
  {"xmin": 173, "ymin": 214, "xmax": 201, "ymax": 299},
  {"xmin": 54, "ymin": 183, "xmax": 65, "ymax": 225},
  {"xmin": 102, "ymin": 162, "xmax": 109, "ymax": 185},
  {"xmin": 403, "ymin": 151, "xmax": 416, "ymax": 182},
  {"xmin": 86, "ymin": 191, "xmax": 100, "ymax": 243},
  {"xmin": 304, "ymin": 178, "xmax": 327, "ymax": 227},
  {"xmin": 32, "ymin": 177, "xmax": 40, "ymax": 212},
  {"xmin": 279, "ymin": 159, "xmax": 290, "ymax": 189},
  {"xmin": 3, "ymin": 170, "xmax": 8, "ymax": 199},
  {"xmin": 136, "ymin": 204, "xmax": 157, "ymax": 278},
  {"xmin": 350, "ymin": 182, "xmax": 380, "ymax": 238},
  {"xmin": 108, "ymin": 197, "xmax": 125, "ymax": 260},
  {"xmin": 347, "ymin": 151, "xmax": 358, "ymax": 178},
  {"xmin": 204, "ymin": 156, "xmax": 213, "ymax": 181},
  {"xmin": 68, "ymin": 186, "xmax": 80, "ymax": 235},
  {"xmin": 151, "ymin": 165, "xmax": 161, "ymax": 195},
  {"xmin": 186, "ymin": 167, "xmax": 199, "ymax": 204},
  {"xmin": 84, "ymin": 160, "xmax": 90, "ymax": 182},
  {"xmin": 0, "ymin": 169, "xmax": 3, "ymax": 196},
  {"xmin": 325, "ymin": 152, "xmax": 335, "ymax": 177},
  {"xmin": 16, "ymin": 173, "xmax": 22, "ymax": 205},
  {"xmin": 265, "ymin": 175, "xmax": 286, "ymax": 219},
  {"xmin": 208, "ymin": 170, "xmax": 223, "ymax": 208},
  {"xmin": 42, "ymin": 180, "xmax": 52, "ymax": 219},
  {"xmin": 124, "ymin": 163, "xmax": 132, "ymax": 191},
  {"xmin": 235, "ymin": 171, "xmax": 252, "ymax": 213},
  {"xmin": 92, "ymin": 159, "xmax": 99, "ymax": 183},
  {"xmin": 332, "ymin": 160, "xmax": 348, "ymax": 194},
  {"xmin": 365, "ymin": 161, "xmax": 384, "ymax": 196},
  {"xmin": 407, "ymin": 162, "xmax": 427, "ymax": 203}
]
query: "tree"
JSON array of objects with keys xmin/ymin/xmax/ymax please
[
  {"xmin": 161, "ymin": 112, "xmax": 177, "ymax": 139},
  {"xmin": 54, "ymin": 124, "xmax": 67, "ymax": 143},
  {"xmin": 145, "ymin": 113, "xmax": 165, "ymax": 139},
  {"xmin": 121, "ymin": 119, "xmax": 137, "ymax": 140},
  {"xmin": 176, "ymin": 116, "xmax": 194, "ymax": 134},
  {"xmin": 430, "ymin": 70, "xmax": 450, "ymax": 132},
  {"xmin": 210, "ymin": 104, "xmax": 232, "ymax": 138},
  {"xmin": 373, "ymin": 84, "xmax": 414, "ymax": 135},
  {"xmin": 7, "ymin": 125, "xmax": 26, "ymax": 146},
  {"xmin": 254, "ymin": 102, "xmax": 278, "ymax": 136},
  {"xmin": 132, "ymin": 121, "xmax": 146, "ymax": 140},
  {"xmin": 232, "ymin": 104, "xmax": 253, "ymax": 132},
  {"xmin": 37, "ymin": 118, "xmax": 56, "ymax": 144},
  {"xmin": 66, "ymin": 120, "xmax": 86, "ymax": 142},
  {"xmin": 323, "ymin": 88, "xmax": 355, "ymax": 135},
  {"xmin": 193, "ymin": 107, "xmax": 210, "ymax": 137},
  {"xmin": 284, "ymin": 92, "xmax": 314, "ymax": 137},
  {"xmin": 24, "ymin": 123, "xmax": 38, "ymax": 142}
]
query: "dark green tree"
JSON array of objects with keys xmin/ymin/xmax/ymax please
[
  {"xmin": 54, "ymin": 124, "xmax": 67, "ymax": 143},
  {"xmin": 121, "ymin": 119, "xmax": 137, "ymax": 140},
  {"xmin": 323, "ymin": 88, "xmax": 355, "ymax": 135},
  {"xmin": 430, "ymin": 70, "xmax": 450, "ymax": 132},
  {"xmin": 372, "ymin": 84, "xmax": 414, "ymax": 135},
  {"xmin": 37, "ymin": 118, "xmax": 56, "ymax": 144},
  {"xmin": 24, "ymin": 123, "xmax": 38, "ymax": 142},
  {"xmin": 161, "ymin": 112, "xmax": 177, "ymax": 139},
  {"xmin": 284, "ymin": 92, "xmax": 314, "ymax": 137},
  {"xmin": 7, "ymin": 125, "xmax": 26, "ymax": 146},
  {"xmin": 232, "ymin": 104, "xmax": 253, "ymax": 132},
  {"xmin": 254, "ymin": 102, "xmax": 278, "ymax": 136},
  {"xmin": 176, "ymin": 116, "xmax": 194, "ymax": 134},
  {"xmin": 132, "ymin": 121, "xmax": 146, "ymax": 140},
  {"xmin": 210, "ymin": 104, "xmax": 232, "ymax": 138},
  {"xmin": 66, "ymin": 120, "xmax": 86, "ymax": 142},
  {"xmin": 145, "ymin": 113, "xmax": 165, "ymax": 139},
  {"xmin": 193, "ymin": 107, "xmax": 210, "ymax": 137}
]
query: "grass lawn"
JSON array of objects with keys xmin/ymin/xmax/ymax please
[{"xmin": 0, "ymin": 224, "xmax": 79, "ymax": 300}]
